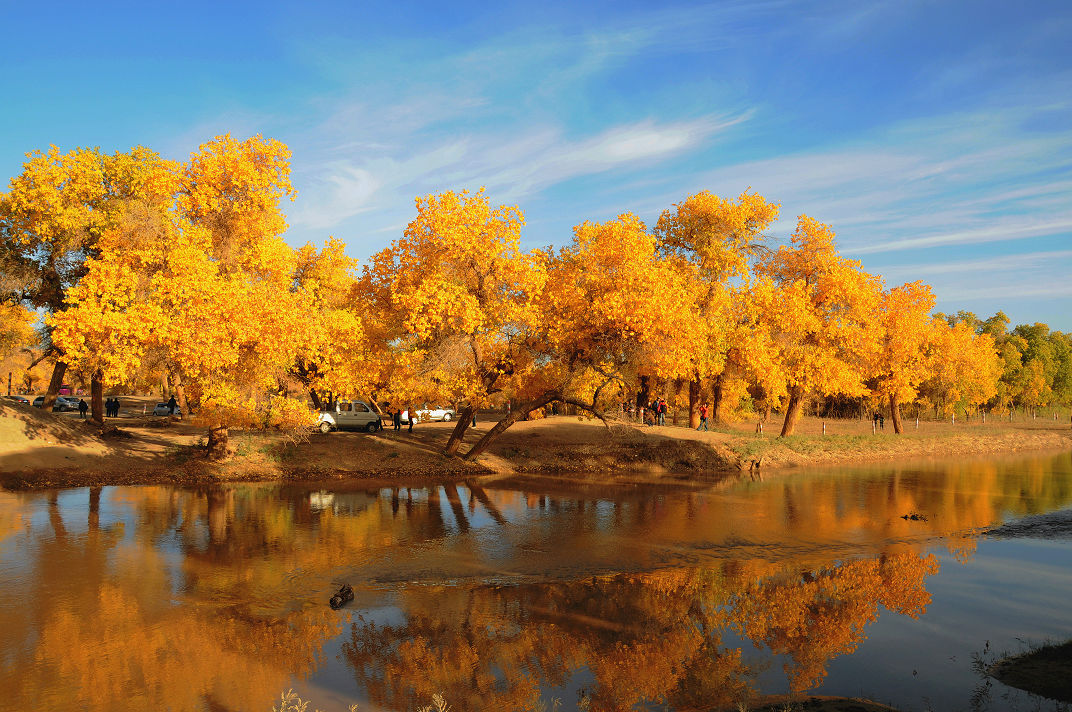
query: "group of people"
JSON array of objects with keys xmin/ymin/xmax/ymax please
[
  {"xmin": 622, "ymin": 398, "xmax": 715, "ymax": 431},
  {"xmin": 76, "ymin": 397, "xmax": 123, "ymax": 418},
  {"xmin": 623, "ymin": 398, "xmax": 671, "ymax": 426},
  {"xmin": 105, "ymin": 397, "xmax": 122, "ymax": 417}
]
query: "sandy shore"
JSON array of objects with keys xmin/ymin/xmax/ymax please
[{"xmin": 2, "ymin": 399, "xmax": 1070, "ymax": 491}]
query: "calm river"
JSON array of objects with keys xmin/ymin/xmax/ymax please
[{"xmin": 2, "ymin": 452, "xmax": 1072, "ymax": 711}]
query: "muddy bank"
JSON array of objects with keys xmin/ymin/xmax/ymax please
[
  {"xmin": 989, "ymin": 641, "xmax": 1072, "ymax": 704},
  {"xmin": 984, "ymin": 509, "xmax": 1072, "ymax": 539},
  {"xmin": 2, "ymin": 400, "xmax": 1071, "ymax": 491}
]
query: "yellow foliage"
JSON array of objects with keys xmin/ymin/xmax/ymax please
[{"xmin": 751, "ymin": 216, "xmax": 883, "ymax": 434}]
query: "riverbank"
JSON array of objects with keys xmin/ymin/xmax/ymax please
[{"xmin": 2, "ymin": 400, "xmax": 1070, "ymax": 490}]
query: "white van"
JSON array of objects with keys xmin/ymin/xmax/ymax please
[{"xmin": 318, "ymin": 400, "xmax": 383, "ymax": 433}]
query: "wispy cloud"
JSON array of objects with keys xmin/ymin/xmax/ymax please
[
  {"xmin": 288, "ymin": 113, "xmax": 747, "ymax": 232},
  {"xmin": 852, "ymin": 218, "xmax": 1072, "ymax": 255},
  {"xmin": 882, "ymin": 250, "xmax": 1072, "ymax": 279}
]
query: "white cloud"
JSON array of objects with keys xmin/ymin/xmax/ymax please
[
  {"xmin": 852, "ymin": 218, "xmax": 1072, "ymax": 255},
  {"xmin": 882, "ymin": 250, "xmax": 1072, "ymax": 278},
  {"xmin": 287, "ymin": 113, "xmax": 746, "ymax": 232}
]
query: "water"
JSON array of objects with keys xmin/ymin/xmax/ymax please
[{"xmin": 1, "ymin": 451, "xmax": 1071, "ymax": 711}]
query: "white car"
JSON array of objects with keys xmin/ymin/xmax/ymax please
[
  {"xmin": 318, "ymin": 400, "xmax": 383, "ymax": 433},
  {"xmin": 401, "ymin": 405, "xmax": 456, "ymax": 423},
  {"xmin": 152, "ymin": 402, "xmax": 182, "ymax": 416}
]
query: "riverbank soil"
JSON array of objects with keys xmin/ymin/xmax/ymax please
[
  {"xmin": 989, "ymin": 640, "xmax": 1072, "ymax": 703},
  {"xmin": 2, "ymin": 398, "xmax": 1070, "ymax": 490}
]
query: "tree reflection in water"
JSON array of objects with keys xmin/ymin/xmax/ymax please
[
  {"xmin": 342, "ymin": 551, "xmax": 939, "ymax": 711},
  {"xmin": 3, "ymin": 451, "xmax": 1069, "ymax": 712}
]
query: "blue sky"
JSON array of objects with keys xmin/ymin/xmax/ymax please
[{"xmin": 3, "ymin": 0, "xmax": 1070, "ymax": 329}]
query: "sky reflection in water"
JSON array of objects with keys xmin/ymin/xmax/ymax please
[{"xmin": 1, "ymin": 451, "xmax": 1071, "ymax": 712}]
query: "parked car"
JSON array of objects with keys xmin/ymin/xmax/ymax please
[
  {"xmin": 152, "ymin": 402, "xmax": 182, "ymax": 416},
  {"xmin": 3, "ymin": 395, "xmax": 30, "ymax": 404},
  {"xmin": 401, "ymin": 405, "xmax": 456, "ymax": 424},
  {"xmin": 32, "ymin": 396, "xmax": 80, "ymax": 412},
  {"xmin": 318, "ymin": 400, "xmax": 382, "ymax": 433}
]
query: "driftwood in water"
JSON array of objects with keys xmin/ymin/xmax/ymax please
[{"xmin": 329, "ymin": 583, "xmax": 354, "ymax": 609}]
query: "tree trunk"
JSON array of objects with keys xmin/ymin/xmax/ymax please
[
  {"xmin": 309, "ymin": 389, "xmax": 322, "ymax": 411},
  {"xmin": 467, "ymin": 482, "xmax": 507, "ymax": 525},
  {"xmin": 463, "ymin": 393, "xmax": 556, "ymax": 462},
  {"xmin": 780, "ymin": 384, "xmax": 805, "ymax": 437},
  {"xmin": 636, "ymin": 375, "xmax": 652, "ymax": 410},
  {"xmin": 364, "ymin": 395, "xmax": 383, "ymax": 414},
  {"xmin": 172, "ymin": 369, "xmax": 190, "ymax": 416},
  {"xmin": 711, "ymin": 374, "xmax": 727, "ymax": 424},
  {"xmin": 444, "ymin": 404, "xmax": 476, "ymax": 455},
  {"xmin": 206, "ymin": 426, "xmax": 230, "ymax": 460},
  {"xmin": 42, "ymin": 360, "xmax": 68, "ymax": 410},
  {"xmin": 889, "ymin": 393, "xmax": 904, "ymax": 435},
  {"xmin": 90, "ymin": 370, "xmax": 104, "ymax": 425},
  {"xmin": 688, "ymin": 377, "xmax": 701, "ymax": 428}
]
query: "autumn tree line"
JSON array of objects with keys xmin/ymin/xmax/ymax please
[{"xmin": 1, "ymin": 135, "xmax": 1070, "ymax": 459}]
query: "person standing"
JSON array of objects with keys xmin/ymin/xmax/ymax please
[
  {"xmin": 658, "ymin": 398, "xmax": 667, "ymax": 426},
  {"xmin": 393, "ymin": 408, "xmax": 401, "ymax": 431},
  {"xmin": 113, "ymin": 396, "xmax": 121, "ymax": 418},
  {"xmin": 697, "ymin": 402, "xmax": 709, "ymax": 431},
  {"xmin": 167, "ymin": 395, "xmax": 178, "ymax": 415},
  {"xmin": 407, "ymin": 406, "xmax": 414, "ymax": 433},
  {"xmin": 78, "ymin": 399, "xmax": 88, "ymax": 419}
]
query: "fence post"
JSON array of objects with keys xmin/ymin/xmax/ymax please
[
  {"xmin": 915, "ymin": 417, "xmax": 919, "ymax": 430},
  {"xmin": 823, "ymin": 421, "xmax": 826, "ymax": 435},
  {"xmin": 952, "ymin": 413, "xmax": 955, "ymax": 425}
]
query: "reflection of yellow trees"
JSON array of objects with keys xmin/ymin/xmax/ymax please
[
  {"xmin": 731, "ymin": 552, "xmax": 939, "ymax": 692},
  {"xmin": 342, "ymin": 553, "xmax": 939, "ymax": 711},
  {"xmin": 0, "ymin": 487, "xmax": 342, "ymax": 712},
  {"xmin": 0, "ymin": 491, "xmax": 28, "ymax": 544},
  {"xmin": 476, "ymin": 453, "xmax": 1072, "ymax": 567},
  {"xmin": 9, "ymin": 582, "xmax": 338, "ymax": 711},
  {"xmin": 343, "ymin": 569, "xmax": 750, "ymax": 712}
]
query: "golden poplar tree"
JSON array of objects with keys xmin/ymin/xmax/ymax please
[
  {"xmin": 1, "ymin": 145, "xmax": 179, "ymax": 416},
  {"xmin": 752, "ymin": 216, "xmax": 882, "ymax": 436},
  {"xmin": 290, "ymin": 237, "xmax": 368, "ymax": 410},
  {"xmin": 871, "ymin": 281, "xmax": 936, "ymax": 433},
  {"xmin": 653, "ymin": 191, "xmax": 780, "ymax": 425},
  {"xmin": 51, "ymin": 135, "xmax": 310, "ymax": 456},
  {"xmin": 364, "ymin": 189, "xmax": 546, "ymax": 454},
  {"xmin": 462, "ymin": 213, "xmax": 694, "ymax": 460}
]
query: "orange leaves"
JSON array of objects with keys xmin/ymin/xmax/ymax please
[
  {"xmin": 179, "ymin": 134, "xmax": 296, "ymax": 281},
  {"xmin": 6, "ymin": 136, "xmax": 1015, "ymax": 435},
  {"xmin": 920, "ymin": 319, "xmax": 1001, "ymax": 415},
  {"xmin": 872, "ymin": 281, "xmax": 936, "ymax": 407},
  {"xmin": 364, "ymin": 188, "xmax": 542, "ymax": 408},
  {"xmin": 731, "ymin": 553, "xmax": 939, "ymax": 691},
  {"xmin": 0, "ymin": 302, "xmax": 37, "ymax": 356},
  {"xmin": 751, "ymin": 216, "xmax": 883, "ymax": 433},
  {"xmin": 655, "ymin": 189, "xmax": 779, "ymax": 281}
]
